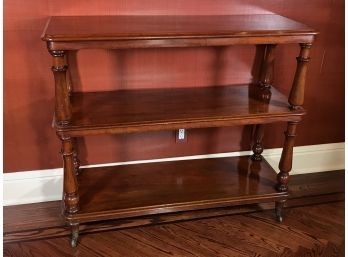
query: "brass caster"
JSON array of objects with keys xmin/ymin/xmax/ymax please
[
  {"xmin": 70, "ymin": 223, "xmax": 79, "ymax": 247},
  {"xmin": 71, "ymin": 230, "xmax": 79, "ymax": 247},
  {"xmin": 275, "ymin": 200, "xmax": 285, "ymax": 223}
]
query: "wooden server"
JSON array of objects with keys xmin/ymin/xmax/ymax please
[{"xmin": 41, "ymin": 15, "xmax": 317, "ymax": 247}]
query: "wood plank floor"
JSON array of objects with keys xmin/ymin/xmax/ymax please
[{"xmin": 4, "ymin": 201, "xmax": 344, "ymax": 257}]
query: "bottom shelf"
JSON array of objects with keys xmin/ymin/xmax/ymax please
[{"xmin": 67, "ymin": 156, "xmax": 287, "ymax": 223}]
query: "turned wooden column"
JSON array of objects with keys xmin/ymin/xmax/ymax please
[
  {"xmin": 65, "ymin": 53, "xmax": 73, "ymax": 96},
  {"xmin": 51, "ymin": 50, "xmax": 80, "ymax": 175},
  {"xmin": 50, "ymin": 50, "xmax": 78, "ymax": 211},
  {"xmin": 275, "ymin": 122, "xmax": 298, "ymax": 222},
  {"xmin": 251, "ymin": 124, "xmax": 265, "ymax": 161},
  {"xmin": 276, "ymin": 122, "xmax": 298, "ymax": 192},
  {"xmin": 61, "ymin": 135, "xmax": 80, "ymax": 247},
  {"xmin": 276, "ymin": 43, "xmax": 312, "ymax": 189},
  {"xmin": 275, "ymin": 44, "xmax": 312, "ymax": 222},
  {"xmin": 66, "ymin": 53, "xmax": 81, "ymax": 175},
  {"xmin": 275, "ymin": 121, "xmax": 298, "ymax": 222},
  {"xmin": 259, "ymin": 44, "xmax": 276, "ymax": 89},
  {"xmin": 60, "ymin": 136, "xmax": 79, "ymax": 215},
  {"xmin": 50, "ymin": 50, "xmax": 72, "ymax": 126},
  {"xmin": 289, "ymin": 43, "xmax": 312, "ymax": 109},
  {"xmin": 251, "ymin": 44, "xmax": 276, "ymax": 161}
]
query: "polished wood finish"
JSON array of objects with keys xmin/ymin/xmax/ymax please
[
  {"xmin": 251, "ymin": 44, "xmax": 276, "ymax": 161},
  {"xmin": 4, "ymin": 201, "xmax": 344, "ymax": 257},
  {"xmin": 42, "ymin": 14, "xmax": 317, "ymax": 246},
  {"xmin": 259, "ymin": 44, "xmax": 276, "ymax": 88},
  {"xmin": 289, "ymin": 43, "xmax": 312, "ymax": 109},
  {"xmin": 68, "ymin": 156, "xmax": 286, "ymax": 223},
  {"xmin": 277, "ymin": 122, "xmax": 298, "ymax": 192},
  {"xmin": 50, "ymin": 51, "xmax": 71, "ymax": 125},
  {"xmin": 56, "ymin": 84, "xmax": 305, "ymax": 137},
  {"xmin": 4, "ymin": 170, "xmax": 343, "ymax": 243},
  {"xmin": 275, "ymin": 121, "xmax": 298, "ymax": 220},
  {"xmin": 60, "ymin": 135, "xmax": 80, "ymax": 245},
  {"xmin": 60, "ymin": 137, "xmax": 79, "ymax": 216},
  {"xmin": 42, "ymin": 15, "xmax": 317, "ymax": 43},
  {"xmin": 251, "ymin": 124, "xmax": 265, "ymax": 161},
  {"xmin": 47, "ymin": 35, "xmax": 316, "ymax": 51},
  {"xmin": 42, "ymin": 15, "xmax": 317, "ymax": 52}
]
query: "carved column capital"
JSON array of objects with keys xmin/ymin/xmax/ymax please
[
  {"xmin": 51, "ymin": 65, "xmax": 68, "ymax": 72},
  {"xmin": 49, "ymin": 50, "xmax": 66, "ymax": 57},
  {"xmin": 58, "ymin": 134, "xmax": 72, "ymax": 142},
  {"xmin": 56, "ymin": 119, "xmax": 70, "ymax": 126},
  {"xmin": 296, "ymin": 56, "xmax": 310, "ymax": 62},
  {"xmin": 299, "ymin": 43, "xmax": 312, "ymax": 49}
]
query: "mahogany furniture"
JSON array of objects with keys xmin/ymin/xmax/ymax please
[{"xmin": 42, "ymin": 15, "xmax": 317, "ymax": 247}]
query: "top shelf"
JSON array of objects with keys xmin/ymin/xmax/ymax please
[{"xmin": 42, "ymin": 15, "xmax": 318, "ymax": 49}]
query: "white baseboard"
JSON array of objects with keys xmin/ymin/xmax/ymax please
[{"xmin": 4, "ymin": 143, "xmax": 344, "ymax": 206}]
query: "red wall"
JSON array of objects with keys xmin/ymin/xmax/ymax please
[{"xmin": 4, "ymin": 0, "xmax": 344, "ymax": 172}]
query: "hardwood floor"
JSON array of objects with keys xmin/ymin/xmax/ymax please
[{"xmin": 4, "ymin": 201, "xmax": 344, "ymax": 257}]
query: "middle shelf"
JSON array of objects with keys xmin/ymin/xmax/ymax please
[{"xmin": 57, "ymin": 84, "xmax": 305, "ymax": 136}]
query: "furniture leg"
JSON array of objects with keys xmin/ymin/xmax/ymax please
[
  {"xmin": 277, "ymin": 122, "xmax": 297, "ymax": 192},
  {"xmin": 275, "ymin": 199, "xmax": 285, "ymax": 223},
  {"xmin": 259, "ymin": 44, "xmax": 276, "ymax": 88},
  {"xmin": 70, "ymin": 222, "xmax": 79, "ymax": 247},
  {"xmin": 66, "ymin": 70, "xmax": 72, "ymax": 96},
  {"xmin": 289, "ymin": 43, "xmax": 312, "ymax": 109},
  {"xmin": 275, "ymin": 121, "xmax": 298, "ymax": 222},
  {"xmin": 60, "ymin": 136, "xmax": 79, "ymax": 215},
  {"xmin": 251, "ymin": 44, "xmax": 276, "ymax": 161},
  {"xmin": 50, "ymin": 50, "xmax": 71, "ymax": 125},
  {"xmin": 275, "ymin": 45, "xmax": 310, "ymax": 222},
  {"xmin": 251, "ymin": 124, "xmax": 264, "ymax": 161}
]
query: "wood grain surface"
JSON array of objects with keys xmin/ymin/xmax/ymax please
[
  {"xmin": 4, "ymin": 170, "xmax": 344, "ymax": 244},
  {"xmin": 42, "ymin": 15, "xmax": 317, "ymax": 50},
  {"xmin": 67, "ymin": 156, "xmax": 286, "ymax": 223},
  {"xmin": 58, "ymin": 84, "xmax": 305, "ymax": 136},
  {"xmin": 42, "ymin": 15, "xmax": 317, "ymax": 42}
]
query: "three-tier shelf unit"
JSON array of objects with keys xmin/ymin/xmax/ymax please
[{"xmin": 42, "ymin": 14, "xmax": 317, "ymax": 247}]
